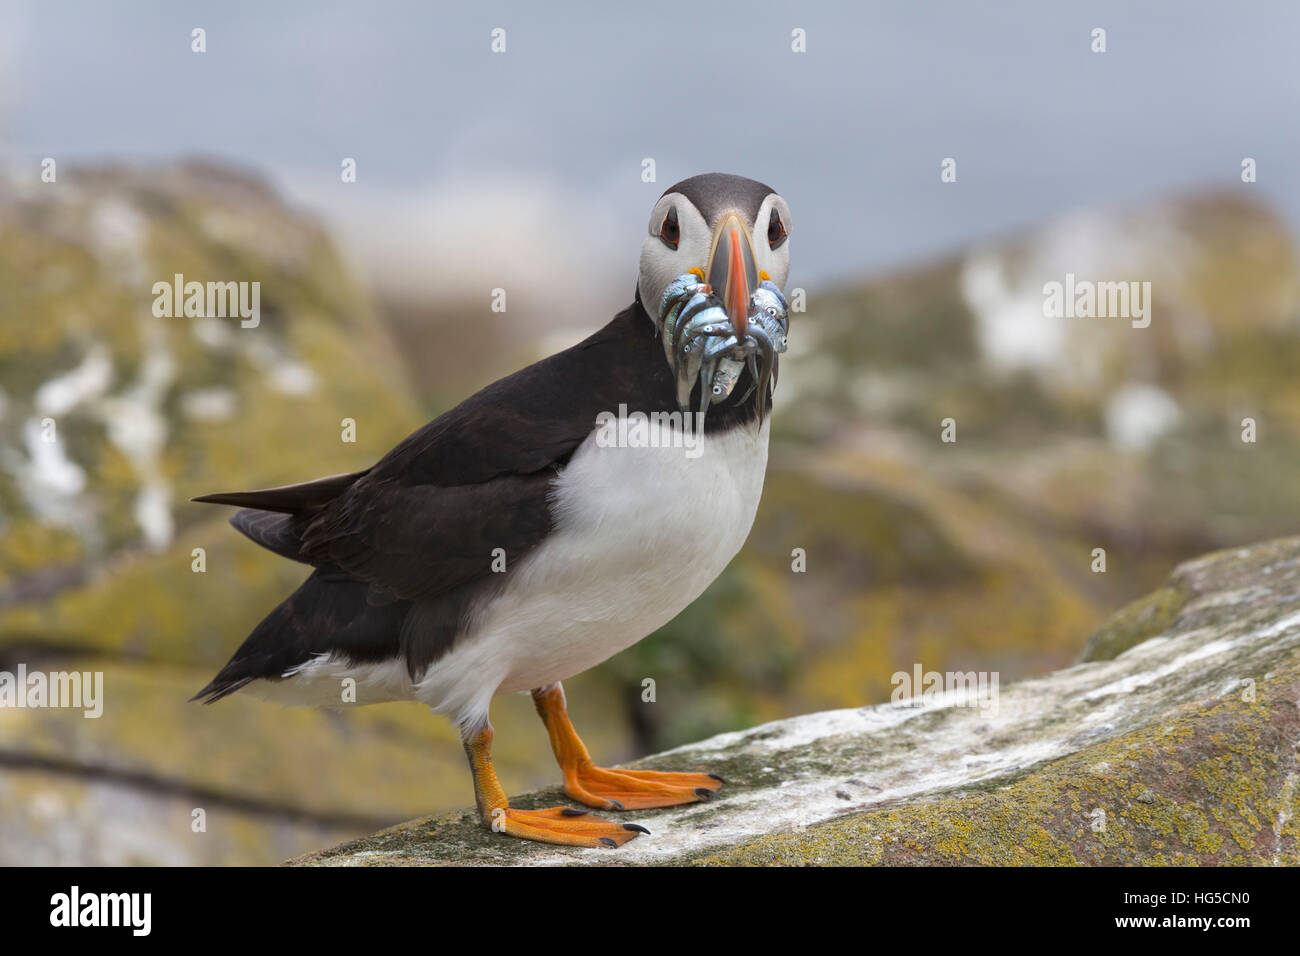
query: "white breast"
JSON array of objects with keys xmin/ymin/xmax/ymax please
[{"xmin": 414, "ymin": 416, "xmax": 771, "ymax": 729}]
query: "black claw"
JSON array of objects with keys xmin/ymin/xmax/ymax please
[
  {"xmin": 623, "ymin": 823, "xmax": 651, "ymax": 834},
  {"xmin": 598, "ymin": 837, "xmax": 618, "ymax": 848},
  {"xmin": 607, "ymin": 799, "xmax": 626, "ymax": 811},
  {"xmin": 707, "ymin": 773, "xmax": 728, "ymax": 785},
  {"xmin": 694, "ymin": 787, "xmax": 717, "ymax": 800},
  {"xmin": 561, "ymin": 807, "xmax": 591, "ymax": 817}
]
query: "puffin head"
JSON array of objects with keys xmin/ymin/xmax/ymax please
[
  {"xmin": 637, "ymin": 173, "xmax": 792, "ymax": 334},
  {"xmin": 636, "ymin": 173, "xmax": 792, "ymax": 417}
]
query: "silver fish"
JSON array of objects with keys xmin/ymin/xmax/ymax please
[
  {"xmin": 722, "ymin": 282, "xmax": 788, "ymax": 419},
  {"xmin": 749, "ymin": 282, "xmax": 789, "ymax": 351},
  {"xmin": 711, "ymin": 356, "xmax": 745, "ymax": 401},
  {"xmin": 659, "ymin": 273, "xmax": 706, "ymax": 319},
  {"xmin": 661, "ymin": 286, "xmax": 710, "ymax": 367},
  {"xmin": 658, "ymin": 273, "xmax": 790, "ymax": 423},
  {"xmin": 674, "ymin": 303, "xmax": 730, "ymax": 410}
]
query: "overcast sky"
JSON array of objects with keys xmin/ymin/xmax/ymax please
[{"xmin": 4, "ymin": 0, "xmax": 1299, "ymax": 297}]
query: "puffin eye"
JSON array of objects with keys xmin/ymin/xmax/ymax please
[
  {"xmin": 659, "ymin": 208, "xmax": 680, "ymax": 249},
  {"xmin": 767, "ymin": 211, "xmax": 787, "ymax": 250}
]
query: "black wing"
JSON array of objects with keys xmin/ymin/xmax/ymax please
[
  {"xmin": 192, "ymin": 304, "xmax": 668, "ymax": 699},
  {"xmin": 292, "ymin": 303, "xmax": 666, "ymax": 600}
]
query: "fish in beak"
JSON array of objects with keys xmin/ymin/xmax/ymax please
[{"xmin": 656, "ymin": 213, "xmax": 787, "ymax": 422}]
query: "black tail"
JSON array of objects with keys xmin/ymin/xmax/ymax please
[
  {"xmin": 191, "ymin": 468, "xmax": 397, "ymax": 703},
  {"xmin": 191, "ymin": 470, "xmax": 367, "ymax": 514},
  {"xmin": 191, "ymin": 569, "xmax": 409, "ymax": 704},
  {"xmin": 228, "ymin": 508, "xmax": 310, "ymax": 563},
  {"xmin": 194, "ymin": 470, "xmax": 371, "ymax": 563}
]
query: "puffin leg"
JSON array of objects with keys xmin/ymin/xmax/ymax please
[
  {"xmin": 463, "ymin": 722, "xmax": 645, "ymax": 848},
  {"xmin": 531, "ymin": 682, "xmax": 724, "ymax": 811}
]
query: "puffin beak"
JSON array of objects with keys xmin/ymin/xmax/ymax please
[{"xmin": 704, "ymin": 212, "xmax": 758, "ymax": 340}]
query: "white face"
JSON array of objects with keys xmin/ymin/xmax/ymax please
[{"xmin": 637, "ymin": 191, "xmax": 792, "ymax": 323}]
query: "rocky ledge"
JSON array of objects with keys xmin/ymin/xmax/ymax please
[{"xmin": 293, "ymin": 536, "xmax": 1300, "ymax": 866}]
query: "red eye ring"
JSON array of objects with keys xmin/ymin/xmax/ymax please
[
  {"xmin": 767, "ymin": 211, "xmax": 787, "ymax": 249},
  {"xmin": 660, "ymin": 208, "xmax": 680, "ymax": 248}
]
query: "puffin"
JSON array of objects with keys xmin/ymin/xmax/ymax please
[{"xmin": 192, "ymin": 173, "xmax": 793, "ymax": 848}]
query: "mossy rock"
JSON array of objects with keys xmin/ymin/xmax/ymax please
[
  {"xmin": 0, "ymin": 161, "xmax": 419, "ymax": 594},
  {"xmin": 0, "ymin": 657, "xmax": 632, "ymax": 865},
  {"xmin": 293, "ymin": 535, "xmax": 1300, "ymax": 865},
  {"xmin": 1077, "ymin": 584, "xmax": 1190, "ymax": 662}
]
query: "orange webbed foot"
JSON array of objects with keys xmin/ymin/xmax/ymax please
[
  {"xmin": 564, "ymin": 764, "xmax": 725, "ymax": 811},
  {"xmin": 490, "ymin": 805, "xmax": 648, "ymax": 848}
]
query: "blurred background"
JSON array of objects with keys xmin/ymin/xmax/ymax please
[{"xmin": 2, "ymin": 0, "xmax": 1300, "ymax": 863}]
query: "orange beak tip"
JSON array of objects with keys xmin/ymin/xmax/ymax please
[{"xmin": 728, "ymin": 227, "xmax": 749, "ymax": 337}]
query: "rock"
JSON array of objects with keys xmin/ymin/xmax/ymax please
[
  {"xmin": 293, "ymin": 535, "xmax": 1300, "ymax": 865},
  {"xmin": 0, "ymin": 765, "xmax": 361, "ymax": 867},
  {"xmin": 1077, "ymin": 583, "xmax": 1190, "ymax": 663},
  {"xmin": 0, "ymin": 161, "xmax": 418, "ymax": 572}
]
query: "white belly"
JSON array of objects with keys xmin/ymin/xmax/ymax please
[{"xmin": 414, "ymin": 416, "xmax": 771, "ymax": 728}]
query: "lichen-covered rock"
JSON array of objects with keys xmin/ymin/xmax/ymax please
[
  {"xmin": 1077, "ymin": 583, "xmax": 1190, "ymax": 663},
  {"xmin": 0, "ymin": 162, "xmax": 432, "ymax": 863},
  {"xmin": 0, "ymin": 161, "xmax": 419, "ymax": 581},
  {"xmin": 293, "ymin": 535, "xmax": 1300, "ymax": 865}
]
